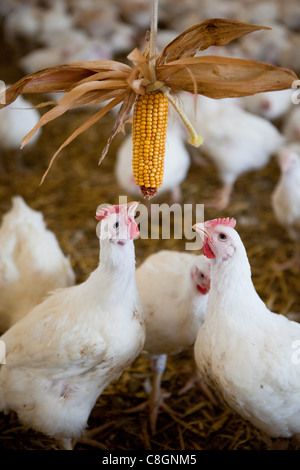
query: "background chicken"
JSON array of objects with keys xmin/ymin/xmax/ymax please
[
  {"xmin": 0, "ymin": 201, "xmax": 144, "ymax": 449},
  {"xmin": 282, "ymin": 106, "xmax": 300, "ymax": 143},
  {"xmin": 241, "ymin": 89, "xmax": 293, "ymax": 122},
  {"xmin": 193, "ymin": 217, "xmax": 300, "ymax": 447},
  {"xmin": 183, "ymin": 93, "xmax": 284, "ymax": 209},
  {"xmin": 0, "ymin": 92, "xmax": 41, "ymax": 170},
  {"xmin": 133, "ymin": 249, "xmax": 210, "ymax": 433},
  {"xmin": 271, "ymin": 143, "xmax": 300, "ymax": 270},
  {"xmin": 0, "ymin": 196, "xmax": 75, "ymax": 333}
]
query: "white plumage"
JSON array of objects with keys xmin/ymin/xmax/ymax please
[
  {"xmin": 282, "ymin": 106, "xmax": 300, "ymax": 142},
  {"xmin": 0, "ymin": 196, "xmax": 75, "ymax": 333},
  {"xmin": 183, "ymin": 94, "xmax": 284, "ymax": 209},
  {"xmin": 135, "ymin": 250, "xmax": 210, "ymax": 433},
  {"xmin": 193, "ymin": 218, "xmax": 300, "ymax": 444},
  {"xmin": 139, "ymin": 250, "xmax": 210, "ymax": 356},
  {"xmin": 0, "ymin": 93, "xmax": 41, "ymax": 152},
  {"xmin": 242, "ymin": 89, "xmax": 293, "ymax": 121},
  {"xmin": 272, "ymin": 144, "xmax": 300, "ymax": 239},
  {"xmin": 19, "ymin": 39, "xmax": 112, "ymax": 75},
  {"xmin": 115, "ymin": 121, "xmax": 190, "ymax": 202},
  {"xmin": 0, "ymin": 201, "xmax": 144, "ymax": 449},
  {"xmin": 272, "ymin": 144, "xmax": 300, "ymax": 268},
  {"xmin": 4, "ymin": 0, "xmax": 73, "ymax": 44}
]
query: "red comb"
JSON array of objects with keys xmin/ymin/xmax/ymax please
[
  {"xmin": 204, "ymin": 217, "xmax": 236, "ymax": 229},
  {"xmin": 95, "ymin": 204, "xmax": 120, "ymax": 221}
]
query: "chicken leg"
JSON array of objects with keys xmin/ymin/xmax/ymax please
[
  {"xmin": 275, "ymin": 240, "xmax": 300, "ymax": 271},
  {"xmin": 177, "ymin": 358, "xmax": 218, "ymax": 405},
  {"xmin": 123, "ymin": 354, "xmax": 178, "ymax": 434},
  {"xmin": 204, "ymin": 183, "xmax": 234, "ymax": 211}
]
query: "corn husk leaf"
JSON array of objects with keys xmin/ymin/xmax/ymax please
[
  {"xmin": 100, "ymin": 89, "xmax": 136, "ymax": 163},
  {"xmin": 156, "ymin": 56, "xmax": 297, "ymax": 98},
  {"xmin": 21, "ymin": 87, "xmax": 125, "ymax": 149},
  {"xmin": 157, "ymin": 18, "xmax": 270, "ymax": 65},
  {"xmin": 40, "ymin": 92, "xmax": 127, "ymax": 184},
  {"xmin": 21, "ymin": 80, "xmax": 127, "ymax": 144},
  {"xmin": 0, "ymin": 61, "xmax": 132, "ymax": 107}
]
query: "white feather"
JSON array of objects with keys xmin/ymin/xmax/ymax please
[{"xmin": 0, "ymin": 196, "xmax": 75, "ymax": 332}]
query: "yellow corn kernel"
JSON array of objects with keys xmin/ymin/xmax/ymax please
[{"xmin": 132, "ymin": 92, "xmax": 168, "ymax": 199}]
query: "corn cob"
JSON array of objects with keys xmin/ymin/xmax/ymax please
[{"xmin": 132, "ymin": 91, "xmax": 169, "ymax": 199}]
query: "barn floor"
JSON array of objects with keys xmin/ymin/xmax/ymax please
[{"xmin": 0, "ymin": 9, "xmax": 300, "ymax": 451}]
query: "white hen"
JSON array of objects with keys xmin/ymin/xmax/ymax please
[
  {"xmin": 0, "ymin": 196, "xmax": 75, "ymax": 333},
  {"xmin": 4, "ymin": 0, "xmax": 73, "ymax": 44},
  {"xmin": 272, "ymin": 143, "xmax": 300, "ymax": 269},
  {"xmin": 183, "ymin": 94, "xmax": 284, "ymax": 209},
  {"xmin": 282, "ymin": 106, "xmax": 300, "ymax": 142},
  {"xmin": 242, "ymin": 89, "xmax": 293, "ymax": 121},
  {"xmin": 0, "ymin": 201, "xmax": 144, "ymax": 449},
  {"xmin": 0, "ymin": 92, "xmax": 41, "ymax": 152},
  {"xmin": 115, "ymin": 121, "xmax": 190, "ymax": 202},
  {"xmin": 135, "ymin": 250, "xmax": 210, "ymax": 433},
  {"xmin": 193, "ymin": 217, "xmax": 300, "ymax": 445}
]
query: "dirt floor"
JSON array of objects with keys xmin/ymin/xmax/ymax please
[{"xmin": 0, "ymin": 15, "xmax": 300, "ymax": 451}]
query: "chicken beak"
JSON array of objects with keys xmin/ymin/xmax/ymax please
[
  {"xmin": 192, "ymin": 223, "xmax": 211, "ymax": 242},
  {"xmin": 193, "ymin": 223, "xmax": 215, "ymax": 259}
]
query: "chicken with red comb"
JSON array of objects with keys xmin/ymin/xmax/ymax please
[
  {"xmin": 195, "ymin": 218, "xmax": 236, "ymax": 259},
  {"xmin": 192, "ymin": 218, "xmax": 300, "ymax": 447},
  {"xmin": 132, "ymin": 249, "xmax": 211, "ymax": 434},
  {"xmin": 0, "ymin": 201, "xmax": 144, "ymax": 449}
]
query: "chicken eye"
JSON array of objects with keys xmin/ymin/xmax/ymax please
[
  {"xmin": 113, "ymin": 221, "xmax": 119, "ymax": 229},
  {"xmin": 200, "ymin": 273, "xmax": 204, "ymax": 278},
  {"xmin": 218, "ymin": 233, "xmax": 227, "ymax": 241}
]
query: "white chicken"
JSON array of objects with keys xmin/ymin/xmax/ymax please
[
  {"xmin": 0, "ymin": 196, "xmax": 75, "ymax": 333},
  {"xmin": 282, "ymin": 106, "xmax": 300, "ymax": 143},
  {"xmin": 242, "ymin": 89, "xmax": 293, "ymax": 121},
  {"xmin": 0, "ymin": 201, "xmax": 144, "ymax": 449},
  {"xmin": 4, "ymin": 0, "xmax": 73, "ymax": 44},
  {"xmin": 0, "ymin": 92, "xmax": 41, "ymax": 153},
  {"xmin": 19, "ymin": 39, "xmax": 112, "ymax": 75},
  {"xmin": 193, "ymin": 217, "xmax": 300, "ymax": 446},
  {"xmin": 279, "ymin": 33, "xmax": 300, "ymax": 76},
  {"xmin": 115, "ymin": 121, "xmax": 190, "ymax": 202},
  {"xmin": 271, "ymin": 143, "xmax": 300, "ymax": 269},
  {"xmin": 183, "ymin": 94, "xmax": 284, "ymax": 209},
  {"xmin": 134, "ymin": 250, "xmax": 211, "ymax": 433}
]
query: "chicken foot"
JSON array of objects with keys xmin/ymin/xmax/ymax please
[
  {"xmin": 203, "ymin": 182, "xmax": 234, "ymax": 211},
  {"xmin": 124, "ymin": 354, "xmax": 181, "ymax": 434}
]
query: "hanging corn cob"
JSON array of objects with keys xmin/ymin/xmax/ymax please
[
  {"xmin": 132, "ymin": 91, "xmax": 169, "ymax": 199},
  {"xmin": 1, "ymin": 0, "xmax": 296, "ymax": 192}
]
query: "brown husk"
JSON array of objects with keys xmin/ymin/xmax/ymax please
[
  {"xmin": 157, "ymin": 18, "xmax": 270, "ymax": 65},
  {"xmin": 156, "ymin": 56, "xmax": 298, "ymax": 97}
]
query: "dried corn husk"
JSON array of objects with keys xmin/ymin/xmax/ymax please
[{"xmin": 0, "ymin": 17, "xmax": 298, "ymax": 185}]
